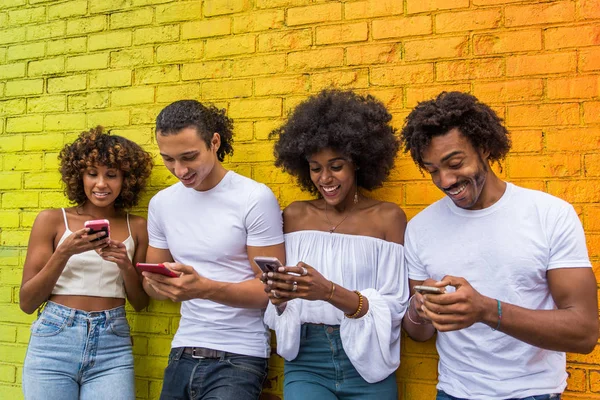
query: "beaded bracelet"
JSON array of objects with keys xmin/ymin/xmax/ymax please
[
  {"xmin": 326, "ymin": 281, "xmax": 336, "ymax": 302},
  {"xmin": 492, "ymin": 299, "xmax": 502, "ymax": 331},
  {"xmin": 345, "ymin": 290, "xmax": 364, "ymax": 319}
]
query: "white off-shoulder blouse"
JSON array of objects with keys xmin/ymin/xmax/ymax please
[{"xmin": 264, "ymin": 230, "xmax": 409, "ymax": 383}]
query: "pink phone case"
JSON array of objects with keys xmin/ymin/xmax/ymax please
[
  {"xmin": 135, "ymin": 263, "xmax": 179, "ymax": 278},
  {"xmin": 84, "ymin": 219, "xmax": 110, "ymax": 241},
  {"xmin": 253, "ymin": 256, "xmax": 284, "ymax": 273}
]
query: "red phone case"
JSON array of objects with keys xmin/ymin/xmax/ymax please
[{"xmin": 135, "ymin": 263, "xmax": 179, "ymax": 278}]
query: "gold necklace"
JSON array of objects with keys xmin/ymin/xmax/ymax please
[{"xmin": 324, "ymin": 198, "xmax": 358, "ymax": 234}]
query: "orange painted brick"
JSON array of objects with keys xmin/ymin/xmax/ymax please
[
  {"xmin": 405, "ymin": 182, "xmax": 445, "ymax": 205},
  {"xmin": 509, "ymin": 154, "xmax": 581, "ymax": 178},
  {"xmin": 506, "ymin": 51, "xmax": 577, "ymax": 76},
  {"xmin": 371, "ymin": 63, "xmax": 434, "ymax": 86},
  {"xmin": 585, "ymin": 154, "xmax": 600, "ymax": 177},
  {"xmin": 586, "ymin": 206, "xmax": 600, "ymax": 231},
  {"xmin": 407, "ymin": 0, "xmax": 468, "ymax": 14},
  {"xmin": 254, "ymin": 75, "xmax": 308, "ymax": 96},
  {"xmin": 404, "ymin": 36, "xmax": 468, "ymax": 61},
  {"xmin": 473, "ymin": 79, "xmax": 543, "ymax": 103},
  {"xmin": 436, "ymin": 58, "xmax": 504, "ymax": 81},
  {"xmin": 507, "ymin": 103, "xmax": 579, "ymax": 127},
  {"xmin": 505, "ymin": 1, "xmax": 575, "ymax": 27},
  {"xmin": 228, "ymin": 98, "xmax": 281, "ymax": 119},
  {"xmin": 287, "ymin": 3, "xmax": 341, "ymax": 26},
  {"xmin": 580, "ymin": 47, "xmax": 600, "ymax": 72},
  {"xmin": 156, "ymin": 84, "xmax": 200, "ymax": 103},
  {"xmin": 545, "ymin": 25, "xmax": 600, "ymax": 49},
  {"xmin": 258, "ymin": 29, "xmax": 312, "ymax": 52},
  {"xmin": 371, "ymin": 15, "xmax": 431, "ymax": 39},
  {"xmin": 472, "ymin": 0, "xmax": 527, "ymax": 4},
  {"xmin": 548, "ymin": 76, "xmax": 599, "ymax": 100},
  {"xmin": 315, "ymin": 22, "xmax": 368, "ymax": 45},
  {"xmin": 311, "ymin": 70, "xmax": 369, "ymax": 92},
  {"xmin": 344, "ymin": 0, "xmax": 403, "ymax": 19},
  {"xmin": 584, "ymin": 102, "xmax": 600, "ymax": 124},
  {"xmin": 182, "ymin": 60, "xmax": 231, "ymax": 81},
  {"xmin": 581, "ymin": 0, "xmax": 600, "ymax": 19},
  {"xmin": 592, "ymin": 370, "xmax": 600, "ymax": 392},
  {"xmin": 548, "ymin": 180, "xmax": 600, "ymax": 203},
  {"xmin": 205, "ymin": 34, "xmax": 255, "ymax": 59},
  {"xmin": 397, "ymin": 355, "xmax": 439, "ymax": 380},
  {"xmin": 406, "ymin": 84, "xmax": 470, "ymax": 108},
  {"xmin": 201, "ymin": 79, "xmax": 252, "ymax": 99},
  {"xmin": 474, "ymin": 30, "xmax": 542, "ymax": 55},
  {"xmin": 404, "ymin": 382, "xmax": 438, "ymax": 399},
  {"xmin": 346, "ymin": 43, "xmax": 400, "ymax": 66},
  {"xmin": 181, "ymin": 18, "xmax": 231, "ymax": 39},
  {"xmin": 389, "ymin": 158, "xmax": 425, "ymax": 181},
  {"xmin": 232, "ymin": 54, "xmax": 285, "ymax": 76},
  {"xmin": 370, "ymin": 185, "xmax": 403, "ymax": 203},
  {"xmin": 549, "ymin": 128, "xmax": 600, "ymax": 151},
  {"xmin": 509, "ymin": 130, "xmax": 542, "ymax": 153},
  {"xmin": 365, "ymin": 88, "xmax": 404, "ymax": 111},
  {"xmin": 233, "ymin": 10, "xmax": 284, "ymax": 33},
  {"xmin": 288, "ymin": 48, "xmax": 343, "ymax": 70},
  {"xmin": 436, "ymin": 9, "xmax": 501, "ymax": 33}
]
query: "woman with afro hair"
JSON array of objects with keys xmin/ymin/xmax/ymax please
[
  {"xmin": 20, "ymin": 126, "xmax": 153, "ymax": 400},
  {"xmin": 262, "ymin": 89, "xmax": 409, "ymax": 399}
]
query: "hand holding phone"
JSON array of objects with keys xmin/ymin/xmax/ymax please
[
  {"xmin": 84, "ymin": 219, "xmax": 110, "ymax": 242},
  {"xmin": 414, "ymin": 285, "xmax": 445, "ymax": 295},
  {"xmin": 136, "ymin": 263, "xmax": 180, "ymax": 278},
  {"xmin": 253, "ymin": 256, "xmax": 284, "ymax": 274}
]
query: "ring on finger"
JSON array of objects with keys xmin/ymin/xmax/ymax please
[
  {"xmin": 300, "ymin": 266, "xmax": 308, "ymax": 276},
  {"xmin": 292, "ymin": 282, "xmax": 298, "ymax": 292},
  {"xmin": 273, "ymin": 292, "xmax": 281, "ymax": 298}
]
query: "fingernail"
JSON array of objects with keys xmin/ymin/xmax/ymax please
[
  {"xmin": 278, "ymin": 267, "xmax": 285, "ymax": 272},
  {"xmin": 267, "ymin": 272, "xmax": 273, "ymax": 278}
]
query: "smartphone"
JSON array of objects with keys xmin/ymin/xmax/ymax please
[
  {"xmin": 414, "ymin": 285, "xmax": 444, "ymax": 295},
  {"xmin": 135, "ymin": 263, "xmax": 180, "ymax": 278},
  {"xmin": 84, "ymin": 219, "xmax": 110, "ymax": 242},
  {"xmin": 253, "ymin": 256, "xmax": 284, "ymax": 273}
]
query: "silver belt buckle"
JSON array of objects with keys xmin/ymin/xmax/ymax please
[{"xmin": 191, "ymin": 348, "xmax": 206, "ymax": 359}]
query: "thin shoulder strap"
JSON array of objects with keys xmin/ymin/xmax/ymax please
[
  {"xmin": 61, "ymin": 208, "xmax": 70, "ymax": 230},
  {"xmin": 126, "ymin": 213, "xmax": 132, "ymax": 236}
]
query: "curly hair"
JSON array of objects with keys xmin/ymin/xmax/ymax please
[
  {"xmin": 155, "ymin": 99, "xmax": 234, "ymax": 162},
  {"xmin": 400, "ymin": 91, "xmax": 511, "ymax": 169},
  {"xmin": 271, "ymin": 89, "xmax": 400, "ymax": 195},
  {"xmin": 59, "ymin": 126, "xmax": 153, "ymax": 209}
]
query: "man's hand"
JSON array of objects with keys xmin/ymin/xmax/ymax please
[{"xmin": 142, "ymin": 262, "xmax": 215, "ymax": 302}]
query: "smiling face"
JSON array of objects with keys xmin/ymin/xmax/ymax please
[
  {"xmin": 308, "ymin": 148, "xmax": 357, "ymax": 207},
  {"xmin": 83, "ymin": 164, "xmax": 123, "ymax": 208},
  {"xmin": 421, "ymin": 128, "xmax": 492, "ymax": 210},
  {"xmin": 157, "ymin": 127, "xmax": 221, "ymax": 191}
]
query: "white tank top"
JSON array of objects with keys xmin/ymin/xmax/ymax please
[{"xmin": 51, "ymin": 208, "xmax": 135, "ymax": 298}]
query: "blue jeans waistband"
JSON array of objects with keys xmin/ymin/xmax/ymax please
[{"xmin": 42, "ymin": 301, "xmax": 126, "ymax": 322}]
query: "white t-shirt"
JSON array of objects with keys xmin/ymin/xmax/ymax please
[
  {"xmin": 404, "ymin": 183, "xmax": 591, "ymax": 399},
  {"xmin": 148, "ymin": 171, "xmax": 284, "ymax": 358}
]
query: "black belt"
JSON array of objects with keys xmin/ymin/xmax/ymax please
[{"xmin": 182, "ymin": 347, "xmax": 227, "ymax": 359}]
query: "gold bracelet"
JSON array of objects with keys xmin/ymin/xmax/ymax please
[
  {"xmin": 344, "ymin": 290, "xmax": 363, "ymax": 319},
  {"xmin": 326, "ymin": 281, "xmax": 336, "ymax": 302}
]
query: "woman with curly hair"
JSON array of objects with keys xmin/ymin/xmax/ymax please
[
  {"xmin": 20, "ymin": 126, "xmax": 153, "ymax": 400},
  {"xmin": 262, "ymin": 89, "xmax": 409, "ymax": 399}
]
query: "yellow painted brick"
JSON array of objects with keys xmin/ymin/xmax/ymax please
[
  {"xmin": 0, "ymin": 63, "xmax": 25, "ymax": 80},
  {"xmin": 581, "ymin": 0, "xmax": 600, "ymax": 19},
  {"xmin": 506, "ymin": 51, "xmax": 576, "ymax": 77},
  {"xmin": 585, "ymin": 154, "xmax": 600, "ymax": 177},
  {"xmin": 48, "ymin": 0, "xmax": 87, "ymax": 19},
  {"xmin": 0, "ymin": 47, "xmax": 5, "ymax": 63},
  {"xmin": 0, "ymin": 249, "xmax": 20, "ymax": 266},
  {"xmin": 4, "ymin": 154, "xmax": 42, "ymax": 171},
  {"xmin": 436, "ymin": 58, "xmax": 504, "ymax": 81},
  {"xmin": 204, "ymin": 0, "xmax": 247, "ymax": 16},
  {"xmin": 346, "ymin": 43, "xmax": 400, "ymax": 66},
  {"xmin": 88, "ymin": 0, "xmax": 128, "ymax": 14},
  {"xmin": 288, "ymin": 48, "xmax": 343, "ymax": 70},
  {"xmin": 0, "ymin": 135, "xmax": 23, "ymax": 152},
  {"xmin": 232, "ymin": 121, "xmax": 253, "ymax": 142},
  {"xmin": 0, "ymin": 13, "xmax": 6, "ymax": 28},
  {"xmin": 1, "ymin": 192, "xmax": 38, "ymax": 208},
  {"xmin": 47, "ymin": 37, "xmax": 87, "ymax": 56},
  {"xmin": 87, "ymin": 110, "xmax": 130, "ymax": 128},
  {"xmin": 256, "ymin": 0, "xmax": 309, "ymax": 8},
  {"xmin": 47, "ymin": 74, "xmax": 87, "ymax": 93},
  {"xmin": 156, "ymin": 42, "xmax": 204, "ymax": 63},
  {"xmin": 473, "ymin": 79, "xmax": 543, "ymax": 103},
  {"xmin": 548, "ymin": 180, "xmax": 600, "ymax": 203},
  {"xmin": 233, "ymin": 10, "xmax": 284, "ymax": 33},
  {"xmin": 509, "ymin": 129, "xmax": 542, "ymax": 153},
  {"xmin": 584, "ymin": 102, "xmax": 600, "ymax": 124},
  {"xmin": 135, "ymin": 65, "xmax": 179, "ymax": 84},
  {"xmin": 0, "ymin": 211, "xmax": 19, "ymax": 228},
  {"xmin": 135, "ymin": 355, "xmax": 169, "ymax": 379},
  {"xmin": 66, "ymin": 53, "xmax": 109, "ymax": 72},
  {"xmin": 130, "ymin": 314, "xmax": 171, "ymax": 334},
  {"xmin": 545, "ymin": 25, "xmax": 600, "ymax": 49},
  {"xmin": 0, "ymin": 385, "xmax": 22, "ymax": 399},
  {"xmin": 508, "ymin": 103, "xmax": 579, "ymax": 127},
  {"xmin": 26, "ymin": 20, "xmax": 65, "ymax": 41},
  {"xmin": 150, "ymin": 168, "xmax": 180, "ymax": 187},
  {"xmin": 68, "ymin": 92, "xmax": 109, "ymax": 111},
  {"xmin": 407, "ymin": 0, "xmax": 469, "ymax": 14},
  {"xmin": 89, "ymin": 69, "xmax": 131, "ymax": 89},
  {"xmin": 254, "ymin": 119, "xmax": 284, "ymax": 141},
  {"xmin": 546, "ymin": 128, "xmax": 600, "ymax": 152},
  {"xmin": 231, "ymin": 54, "xmax": 285, "ymax": 77},
  {"xmin": 8, "ymin": 6, "xmax": 45, "ymax": 25},
  {"xmin": 404, "ymin": 382, "xmax": 438, "ymax": 399},
  {"xmin": 436, "ymin": 9, "xmax": 501, "ymax": 33},
  {"xmin": 7, "ymin": 42, "xmax": 44, "ymax": 61},
  {"xmin": 131, "ymin": 105, "xmax": 164, "ymax": 125},
  {"xmin": 505, "ymin": 1, "xmax": 575, "ymax": 27},
  {"xmin": 24, "ymin": 133, "xmax": 64, "ymax": 151},
  {"xmin": 253, "ymin": 164, "xmax": 292, "ymax": 183},
  {"xmin": 110, "ymin": 127, "xmax": 153, "ymax": 145},
  {"xmin": 27, "ymin": 95, "xmax": 66, "ymax": 113},
  {"xmin": 229, "ymin": 142, "xmax": 276, "ymax": 163},
  {"xmin": 147, "ymin": 337, "xmax": 173, "ymax": 356},
  {"xmin": 110, "ymin": 47, "xmax": 154, "ymax": 68},
  {"xmin": 474, "ymin": 29, "xmax": 542, "ymax": 55},
  {"xmin": 201, "ymin": 79, "xmax": 252, "ymax": 99},
  {"xmin": 580, "ymin": 47, "xmax": 600, "ymax": 72},
  {"xmin": 44, "ymin": 152, "xmax": 60, "ymax": 170},
  {"xmin": 288, "ymin": 3, "xmax": 341, "ymax": 26},
  {"xmin": 406, "ymin": 182, "xmax": 445, "ymax": 205},
  {"xmin": 371, "ymin": 16, "xmax": 432, "ymax": 39},
  {"xmin": 23, "ymin": 172, "xmax": 62, "ymax": 189},
  {"xmin": 0, "ymin": 364, "xmax": 15, "ymax": 383},
  {"xmin": 134, "ymin": 25, "xmax": 179, "ymax": 45},
  {"xmin": 44, "ymin": 113, "xmax": 86, "ymax": 131},
  {"xmin": 0, "ymin": 27, "xmax": 25, "ymax": 45},
  {"xmin": 548, "ymin": 76, "xmax": 599, "ymax": 100},
  {"xmin": 6, "ymin": 115, "xmax": 43, "ymax": 133},
  {"xmin": 316, "ymin": 22, "xmax": 367, "ymax": 45},
  {"xmin": 404, "ymin": 36, "xmax": 468, "ymax": 61},
  {"xmin": 229, "ymin": 98, "xmax": 281, "ymax": 119},
  {"xmin": 89, "ymin": 31, "xmax": 132, "ymax": 51},
  {"xmin": 0, "ymin": 172, "xmax": 21, "ymax": 189},
  {"xmin": 344, "ymin": 0, "xmax": 403, "ymax": 19},
  {"xmin": 257, "ymin": 29, "xmax": 312, "ymax": 52},
  {"xmin": 0, "ymin": 325, "xmax": 16, "ymax": 342},
  {"xmin": 110, "ymin": 8, "xmax": 153, "ymax": 29},
  {"xmin": 111, "ymin": 87, "xmax": 155, "ymax": 106},
  {"xmin": 66, "ymin": 15, "xmax": 106, "ymax": 35},
  {"xmin": 311, "ymin": 69, "xmax": 369, "ymax": 92},
  {"xmin": 156, "ymin": 1, "xmax": 201, "ymax": 23},
  {"xmin": 156, "ymin": 84, "xmax": 200, "ymax": 103},
  {"xmin": 371, "ymin": 64, "xmax": 433, "ymax": 86},
  {"xmin": 254, "ymin": 75, "xmax": 308, "ymax": 96},
  {"xmin": 181, "ymin": 18, "xmax": 232, "ymax": 39},
  {"xmin": 509, "ymin": 154, "xmax": 581, "ymax": 178},
  {"xmin": 39, "ymin": 191, "xmax": 69, "ymax": 208},
  {"xmin": 406, "ymin": 84, "xmax": 470, "ymax": 108},
  {"xmin": 28, "ymin": 57, "xmax": 64, "ymax": 76},
  {"xmin": 205, "ymin": 34, "xmax": 255, "ymax": 58}
]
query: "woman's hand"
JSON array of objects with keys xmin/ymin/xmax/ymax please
[
  {"xmin": 99, "ymin": 240, "xmax": 133, "ymax": 270},
  {"xmin": 261, "ymin": 261, "xmax": 333, "ymax": 306},
  {"xmin": 58, "ymin": 227, "xmax": 109, "ymax": 257}
]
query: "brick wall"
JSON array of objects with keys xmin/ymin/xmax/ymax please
[{"xmin": 0, "ymin": 0, "xmax": 599, "ymax": 398}]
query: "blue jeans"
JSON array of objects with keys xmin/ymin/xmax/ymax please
[
  {"xmin": 22, "ymin": 301, "xmax": 134, "ymax": 400},
  {"xmin": 283, "ymin": 324, "xmax": 398, "ymax": 400},
  {"xmin": 437, "ymin": 390, "xmax": 561, "ymax": 400},
  {"xmin": 160, "ymin": 347, "xmax": 268, "ymax": 400}
]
